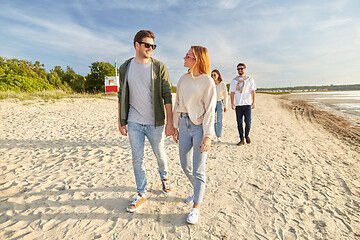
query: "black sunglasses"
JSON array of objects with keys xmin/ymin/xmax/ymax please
[
  {"xmin": 138, "ymin": 41, "xmax": 157, "ymax": 50},
  {"xmin": 237, "ymin": 68, "xmax": 245, "ymax": 70}
]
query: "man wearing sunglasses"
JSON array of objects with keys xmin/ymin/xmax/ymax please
[
  {"xmin": 117, "ymin": 30, "xmax": 175, "ymax": 212},
  {"xmin": 229, "ymin": 63, "xmax": 256, "ymax": 146}
]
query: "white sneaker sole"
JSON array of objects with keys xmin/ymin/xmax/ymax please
[
  {"xmin": 187, "ymin": 219, "xmax": 198, "ymax": 224},
  {"xmin": 162, "ymin": 190, "xmax": 171, "ymax": 195},
  {"xmin": 126, "ymin": 199, "xmax": 148, "ymax": 213}
]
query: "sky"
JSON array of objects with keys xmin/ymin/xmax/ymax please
[{"xmin": 1, "ymin": 0, "xmax": 360, "ymax": 88}]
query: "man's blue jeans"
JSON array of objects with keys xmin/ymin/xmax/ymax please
[
  {"xmin": 235, "ymin": 105, "xmax": 251, "ymax": 141},
  {"xmin": 178, "ymin": 113, "xmax": 207, "ymax": 205},
  {"xmin": 127, "ymin": 121, "xmax": 168, "ymax": 195},
  {"xmin": 214, "ymin": 100, "xmax": 223, "ymax": 137}
]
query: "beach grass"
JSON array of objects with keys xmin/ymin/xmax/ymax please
[{"xmin": 0, "ymin": 90, "xmax": 116, "ymax": 101}]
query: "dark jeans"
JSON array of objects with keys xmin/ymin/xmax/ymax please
[{"xmin": 235, "ymin": 105, "xmax": 251, "ymax": 141}]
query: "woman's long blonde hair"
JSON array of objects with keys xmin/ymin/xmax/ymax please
[{"xmin": 188, "ymin": 46, "xmax": 210, "ymax": 78}]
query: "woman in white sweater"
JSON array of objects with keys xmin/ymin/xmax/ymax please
[
  {"xmin": 173, "ymin": 46, "xmax": 216, "ymax": 224},
  {"xmin": 211, "ymin": 69, "xmax": 228, "ymax": 142}
]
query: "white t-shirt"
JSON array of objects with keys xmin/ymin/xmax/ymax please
[
  {"xmin": 229, "ymin": 76, "xmax": 256, "ymax": 106},
  {"xmin": 127, "ymin": 59, "xmax": 154, "ymax": 125}
]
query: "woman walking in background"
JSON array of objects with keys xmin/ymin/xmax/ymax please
[
  {"xmin": 211, "ymin": 69, "xmax": 228, "ymax": 143},
  {"xmin": 173, "ymin": 46, "xmax": 216, "ymax": 224}
]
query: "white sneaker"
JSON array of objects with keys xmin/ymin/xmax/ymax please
[
  {"xmin": 211, "ymin": 137, "xmax": 218, "ymax": 142},
  {"xmin": 187, "ymin": 208, "xmax": 200, "ymax": 224},
  {"xmin": 186, "ymin": 190, "xmax": 194, "ymax": 203},
  {"xmin": 217, "ymin": 137, "xmax": 222, "ymax": 142}
]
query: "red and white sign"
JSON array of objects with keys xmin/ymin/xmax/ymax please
[{"xmin": 104, "ymin": 76, "xmax": 119, "ymax": 93}]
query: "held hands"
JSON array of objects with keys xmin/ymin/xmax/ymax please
[
  {"xmin": 231, "ymin": 104, "xmax": 236, "ymax": 110},
  {"xmin": 251, "ymin": 103, "xmax": 256, "ymax": 109},
  {"xmin": 119, "ymin": 124, "xmax": 128, "ymax": 136},
  {"xmin": 165, "ymin": 123, "xmax": 175, "ymax": 137},
  {"xmin": 172, "ymin": 129, "xmax": 179, "ymax": 143},
  {"xmin": 165, "ymin": 122, "xmax": 178, "ymax": 143},
  {"xmin": 200, "ymin": 137, "xmax": 211, "ymax": 153}
]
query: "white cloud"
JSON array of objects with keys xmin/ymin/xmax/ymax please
[
  {"xmin": 0, "ymin": 8, "xmax": 133, "ymax": 73},
  {"xmin": 312, "ymin": 18, "xmax": 351, "ymax": 31},
  {"xmin": 71, "ymin": 0, "xmax": 180, "ymax": 12},
  {"xmin": 216, "ymin": 0, "xmax": 243, "ymax": 9}
]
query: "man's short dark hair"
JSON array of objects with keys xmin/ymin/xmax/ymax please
[
  {"xmin": 237, "ymin": 63, "xmax": 246, "ymax": 68},
  {"xmin": 133, "ymin": 30, "xmax": 155, "ymax": 48}
]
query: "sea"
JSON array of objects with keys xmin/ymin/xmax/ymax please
[{"xmin": 287, "ymin": 90, "xmax": 360, "ymax": 126}]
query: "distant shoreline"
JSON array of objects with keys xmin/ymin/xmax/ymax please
[
  {"xmin": 257, "ymin": 83, "xmax": 360, "ymax": 92},
  {"xmin": 283, "ymin": 91, "xmax": 360, "ymax": 124},
  {"xmin": 279, "ymin": 93, "xmax": 360, "ymax": 152}
]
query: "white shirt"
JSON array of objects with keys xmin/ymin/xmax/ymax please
[
  {"xmin": 229, "ymin": 76, "xmax": 256, "ymax": 106},
  {"xmin": 173, "ymin": 73, "xmax": 216, "ymax": 138}
]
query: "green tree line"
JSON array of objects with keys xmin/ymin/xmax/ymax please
[{"xmin": 0, "ymin": 56, "xmax": 115, "ymax": 93}]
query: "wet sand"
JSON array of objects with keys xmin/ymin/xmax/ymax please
[
  {"xmin": 283, "ymin": 92, "xmax": 360, "ymax": 127},
  {"xmin": 0, "ymin": 94, "xmax": 359, "ymax": 239},
  {"xmin": 282, "ymin": 94, "xmax": 360, "ymax": 153}
]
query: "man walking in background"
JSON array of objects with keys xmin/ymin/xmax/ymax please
[
  {"xmin": 229, "ymin": 63, "xmax": 256, "ymax": 146},
  {"xmin": 118, "ymin": 30, "xmax": 175, "ymax": 212}
]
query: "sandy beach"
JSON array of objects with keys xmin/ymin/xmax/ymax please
[{"xmin": 0, "ymin": 93, "xmax": 359, "ymax": 239}]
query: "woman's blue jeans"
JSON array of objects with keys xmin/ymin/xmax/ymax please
[
  {"xmin": 127, "ymin": 121, "xmax": 168, "ymax": 195},
  {"xmin": 178, "ymin": 113, "xmax": 207, "ymax": 205},
  {"xmin": 235, "ymin": 105, "xmax": 251, "ymax": 141},
  {"xmin": 214, "ymin": 100, "xmax": 223, "ymax": 137}
]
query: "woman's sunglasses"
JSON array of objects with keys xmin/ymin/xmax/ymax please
[
  {"xmin": 185, "ymin": 53, "xmax": 196, "ymax": 59},
  {"xmin": 138, "ymin": 41, "xmax": 157, "ymax": 50}
]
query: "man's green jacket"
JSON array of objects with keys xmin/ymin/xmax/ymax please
[{"xmin": 117, "ymin": 57, "xmax": 172, "ymax": 127}]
